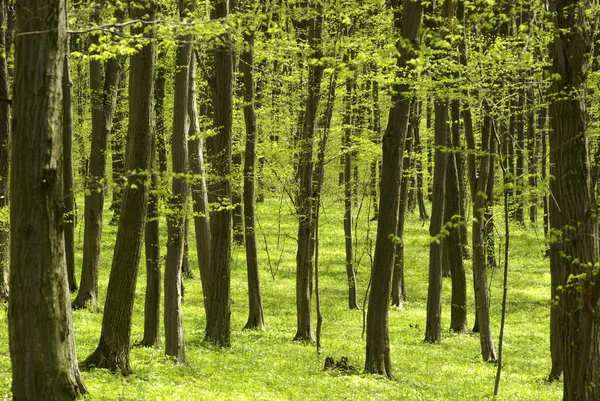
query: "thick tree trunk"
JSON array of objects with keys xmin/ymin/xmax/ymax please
[
  {"xmin": 0, "ymin": 0, "xmax": 10, "ymax": 301},
  {"xmin": 73, "ymin": 4, "xmax": 124, "ymax": 311},
  {"xmin": 204, "ymin": 0, "xmax": 233, "ymax": 347},
  {"xmin": 293, "ymin": 6, "xmax": 324, "ymax": 342},
  {"xmin": 80, "ymin": 1, "xmax": 155, "ymax": 374},
  {"xmin": 549, "ymin": 1, "xmax": 600, "ymax": 397},
  {"xmin": 240, "ymin": 31, "xmax": 265, "ymax": 331},
  {"xmin": 424, "ymin": 100, "xmax": 448, "ymax": 343},
  {"xmin": 164, "ymin": 0, "xmax": 194, "ymax": 363},
  {"xmin": 365, "ymin": 0, "xmax": 422, "ymax": 379},
  {"xmin": 9, "ymin": 0, "xmax": 87, "ymax": 397}
]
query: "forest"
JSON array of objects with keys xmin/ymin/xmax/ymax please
[{"xmin": 0, "ymin": 0, "xmax": 597, "ymax": 399}]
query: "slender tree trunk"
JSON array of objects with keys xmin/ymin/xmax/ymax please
[
  {"xmin": 240, "ymin": 30, "xmax": 265, "ymax": 330},
  {"xmin": 9, "ymin": 0, "xmax": 87, "ymax": 396},
  {"xmin": 414, "ymin": 121, "xmax": 429, "ymax": 221},
  {"xmin": 471, "ymin": 108, "xmax": 497, "ymax": 362},
  {"xmin": 365, "ymin": 0, "xmax": 422, "ymax": 379},
  {"xmin": 164, "ymin": 0, "xmax": 194, "ymax": 364},
  {"xmin": 293, "ymin": 5, "xmax": 324, "ymax": 342},
  {"xmin": 0, "ymin": 0, "xmax": 10, "ymax": 301},
  {"xmin": 447, "ymin": 102, "xmax": 468, "ymax": 333},
  {"xmin": 109, "ymin": 75, "xmax": 127, "ymax": 224},
  {"xmin": 342, "ymin": 65, "xmax": 359, "ymax": 311},
  {"xmin": 73, "ymin": 4, "xmax": 124, "ymax": 311},
  {"xmin": 80, "ymin": 1, "xmax": 155, "ymax": 374},
  {"xmin": 141, "ymin": 139, "xmax": 161, "ymax": 348},
  {"xmin": 204, "ymin": 0, "xmax": 233, "ymax": 347},
  {"xmin": 424, "ymin": 100, "xmax": 448, "ymax": 343},
  {"xmin": 392, "ymin": 98, "xmax": 417, "ymax": 308},
  {"xmin": 188, "ymin": 53, "xmax": 212, "ymax": 317}
]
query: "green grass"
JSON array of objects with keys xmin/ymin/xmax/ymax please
[{"xmin": 0, "ymin": 195, "xmax": 562, "ymax": 400}]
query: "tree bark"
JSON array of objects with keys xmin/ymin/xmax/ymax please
[
  {"xmin": 80, "ymin": 0, "xmax": 155, "ymax": 374},
  {"xmin": 365, "ymin": 0, "xmax": 422, "ymax": 379},
  {"xmin": 204, "ymin": 0, "xmax": 233, "ymax": 347},
  {"xmin": 425, "ymin": 100, "xmax": 448, "ymax": 343},
  {"xmin": 164, "ymin": 0, "xmax": 194, "ymax": 363},
  {"xmin": 342, "ymin": 63, "xmax": 359, "ymax": 311},
  {"xmin": 73, "ymin": 3, "xmax": 124, "ymax": 311},
  {"xmin": 9, "ymin": 0, "xmax": 87, "ymax": 396},
  {"xmin": 293, "ymin": 4, "xmax": 324, "ymax": 342},
  {"xmin": 549, "ymin": 1, "xmax": 600, "ymax": 398},
  {"xmin": 240, "ymin": 30, "xmax": 265, "ymax": 331},
  {"xmin": 189, "ymin": 53, "xmax": 212, "ymax": 318},
  {"xmin": 0, "ymin": 0, "xmax": 11, "ymax": 301}
]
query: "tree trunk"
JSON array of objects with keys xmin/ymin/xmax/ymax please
[
  {"xmin": 9, "ymin": 0, "xmax": 87, "ymax": 396},
  {"xmin": 447, "ymin": 102, "xmax": 468, "ymax": 334},
  {"xmin": 392, "ymin": 98, "xmax": 417, "ymax": 308},
  {"xmin": 293, "ymin": 5, "xmax": 324, "ymax": 342},
  {"xmin": 204, "ymin": 0, "xmax": 233, "ymax": 347},
  {"xmin": 188, "ymin": 53, "xmax": 212, "ymax": 317},
  {"xmin": 424, "ymin": 100, "xmax": 448, "ymax": 343},
  {"xmin": 365, "ymin": 0, "xmax": 422, "ymax": 379},
  {"xmin": 80, "ymin": 1, "xmax": 155, "ymax": 374},
  {"xmin": 471, "ymin": 108, "xmax": 497, "ymax": 362},
  {"xmin": 0, "ymin": 0, "xmax": 10, "ymax": 301},
  {"xmin": 164, "ymin": 0, "xmax": 194, "ymax": 364},
  {"xmin": 109, "ymin": 74, "xmax": 127, "ymax": 224},
  {"xmin": 549, "ymin": 1, "xmax": 600, "ymax": 397},
  {"xmin": 240, "ymin": 30, "xmax": 265, "ymax": 331},
  {"xmin": 73, "ymin": 3, "xmax": 124, "ymax": 311},
  {"xmin": 141, "ymin": 140, "xmax": 161, "ymax": 348},
  {"xmin": 342, "ymin": 64, "xmax": 359, "ymax": 311}
]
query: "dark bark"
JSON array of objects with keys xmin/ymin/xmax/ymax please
[
  {"xmin": 63, "ymin": 38, "xmax": 77, "ymax": 293},
  {"xmin": 392, "ymin": 99, "xmax": 417, "ymax": 308},
  {"xmin": 365, "ymin": 0, "xmax": 422, "ymax": 379},
  {"xmin": 424, "ymin": 100, "xmax": 448, "ymax": 343},
  {"xmin": 549, "ymin": 1, "xmax": 600, "ymax": 397},
  {"xmin": 471, "ymin": 108, "xmax": 497, "ymax": 362},
  {"xmin": 9, "ymin": 0, "xmax": 87, "ymax": 396},
  {"xmin": 240, "ymin": 30, "xmax": 265, "ymax": 331},
  {"xmin": 451, "ymin": 99, "xmax": 469, "ymax": 260},
  {"xmin": 73, "ymin": 3, "xmax": 124, "ymax": 311},
  {"xmin": 80, "ymin": 0, "xmax": 155, "ymax": 374},
  {"xmin": 141, "ymin": 141, "xmax": 161, "ymax": 348},
  {"xmin": 189, "ymin": 53, "xmax": 212, "ymax": 316},
  {"xmin": 293, "ymin": 4, "xmax": 324, "ymax": 342},
  {"xmin": 0, "ymin": 0, "xmax": 10, "ymax": 301},
  {"xmin": 414, "ymin": 120, "xmax": 429, "ymax": 221},
  {"xmin": 204, "ymin": 0, "xmax": 233, "ymax": 347},
  {"xmin": 164, "ymin": 0, "xmax": 194, "ymax": 364},
  {"xmin": 342, "ymin": 64, "xmax": 359, "ymax": 311},
  {"xmin": 447, "ymin": 104, "xmax": 468, "ymax": 334}
]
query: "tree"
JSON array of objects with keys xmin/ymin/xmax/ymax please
[
  {"xmin": 548, "ymin": 0, "xmax": 600, "ymax": 398},
  {"xmin": 9, "ymin": 0, "xmax": 86, "ymax": 397},
  {"xmin": 204, "ymin": 0, "xmax": 233, "ymax": 346},
  {"xmin": 0, "ymin": 0, "xmax": 10, "ymax": 301},
  {"xmin": 239, "ymin": 18, "xmax": 265, "ymax": 331},
  {"xmin": 81, "ymin": 0, "xmax": 156, "ymax": 374},
  {"xmin": 365, "ymin": 0, "xmax": 422, "ymax": 379},
  {"xmin": 72, "ymin": 2, "xmax": 125, "ymax": 311},
  {"xmin": 164, "ymin": 0, "xmax": 195, "ymax": 363}
]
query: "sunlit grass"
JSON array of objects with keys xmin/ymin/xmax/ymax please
[{"xmin": 0, "ymin": 195, "xmax": 562, "ymax": 400}]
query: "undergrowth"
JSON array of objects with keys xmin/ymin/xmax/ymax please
[{"xmin": 0, "ymin": 195, "xmax": 561, "ymax": 400}]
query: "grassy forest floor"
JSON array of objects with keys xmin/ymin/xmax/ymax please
[{"xmin": 0, "ymin": 195, "xmax": 562, "ymax": 400}]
